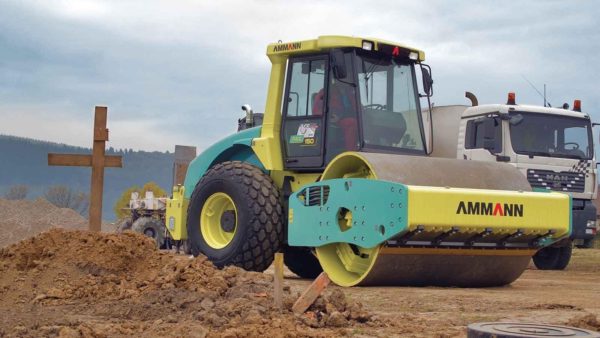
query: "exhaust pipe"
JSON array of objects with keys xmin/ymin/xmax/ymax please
[
  {"xmin": 242, "ymin": 104, "xmax": 254, "ymax": 127},
  {"xmin": 465, "ymin": 92, "xmax": 478, "ymax": 107}
]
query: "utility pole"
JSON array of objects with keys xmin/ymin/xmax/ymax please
[{"xmin": 543, "ymin": 84, "xmax": 547, "ymax": 107}]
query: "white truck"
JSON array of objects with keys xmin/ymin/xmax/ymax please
[{"xmin": 426, "ymin": 92, "xmax": 598, "ymax": 270}]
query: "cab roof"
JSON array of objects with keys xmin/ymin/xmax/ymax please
[
  {"xmin": 266, "ymin": 35, "xmax": 425, "ymax": 62},
  {"xmin": 464, "ymin": 104, "xmax": 590, "ymax": 119}
]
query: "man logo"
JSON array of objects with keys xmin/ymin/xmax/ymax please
[{"xmin": 456, "ymin": 201, "xmax": 523, "ymax": 217}]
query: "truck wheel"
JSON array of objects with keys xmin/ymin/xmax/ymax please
[
  {"xmin": 576, "ymin": 239, "xmax": 594, "ymax": 249},
  {"xmin": 180, "ymin": 240, "xmax": 192, "ymax": 255},
  {"xmin": 116, "ymin": 217, "xmax": 133, "ymax": 232},
  {"xmin": 187, "ymin": 161, "xmax": 283, "ymax": 272},
  {"xmin": 554, "ymin": 245, "xmax": 572, "ymax": 270},
  {"xmin": 132, "ymin": 217, "xmax": 165, "ymax": 249},
  {"xmin": 284, "ymin": 246, "xmax": 322, "ymax": 279},
  {"xmin": 532, "ymin": 244, "xmax": 572, "ymax": 270}
]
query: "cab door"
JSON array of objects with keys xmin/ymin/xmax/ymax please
[{"xmin": 281, "ymin": 55, "xmax": 328, "ymax": 169}]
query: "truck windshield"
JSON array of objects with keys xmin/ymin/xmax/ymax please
[
  {"xmin": 356, "ymin": 52, "xmax": 425, "ymax": 153},
  {"xmin": 509, "ymin": 112, "xmax": 593, "ymax": 159}
]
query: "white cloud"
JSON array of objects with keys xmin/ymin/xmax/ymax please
[{"xmin": 1, "ymin": 0, "xmax": 598, "ymax": 152}]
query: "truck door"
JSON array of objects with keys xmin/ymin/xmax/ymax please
[
  {"xmin": 281, "ymin": 56, "xmax": 328, "ymax": 169},
  {"xmin": 463, "ymin": 116, "xmax": 505, "ymax": 161}
]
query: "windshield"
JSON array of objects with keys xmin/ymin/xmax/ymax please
[
  {"xmin": 356, "ymin": 52, "xmax": 425, "ymax": 152},
  {"xmin": 509, "ymin": 112, "xmax": 593, "ymax": 159}
]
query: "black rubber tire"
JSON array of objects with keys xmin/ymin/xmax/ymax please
[
  {"xmin": 576, "ymin": 238, "xmax": 595, "ymax": 249},
  {"xmin": 116, "ymin": 217, "xmax": 133, "ymax": 233},
  {"xmin": 533, "ymin": 244, "xmax": 572, "ymax": 270},
  {"xmin": 187, "ymin": 161, "xmax": 284, "ymax": 272},
  {"xmin": 131, "ymin": 217, "xmax": 166, "ymax": 248},
  {"xmin": 283, "ymin": 246, "xmax": 323, "ymax": 279},
  {"xmin": 554, "ymin": 245, "xmax": 572, "ymax": 270},
  {"xmin": 181, "ymin": 240, "xmax": 192, "ymax": 255}
]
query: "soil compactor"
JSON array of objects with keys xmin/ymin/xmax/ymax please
[{"xmin": 165, "ymin": 36, "xmax": 571, "ymax": 287}]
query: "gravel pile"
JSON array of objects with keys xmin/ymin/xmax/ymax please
[{"xmin": 0, "ymin": 198, "xmax": 86, "ymax": 248}]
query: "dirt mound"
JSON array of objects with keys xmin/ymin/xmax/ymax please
[
  {"xmin": 568, "ymin": 313, "xmax": 600, "ymax": 331},
  {"xmin": 0, "ymin": 198, "xmax": 87, "ymax": 248},
  {"xmin": 0, "ymin": 229, "xmax": 378, "ymax": 337}
]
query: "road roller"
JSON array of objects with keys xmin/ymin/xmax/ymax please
[{"xmin": 165, "ymin": 36, "xmax": 571, "ymax": 287}]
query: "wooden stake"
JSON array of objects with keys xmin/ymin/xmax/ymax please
[
  {"xmin": 292, "ymin": 272, "xmax": 330, "ymax": 314},
  {"xmin": 273, "ymin": 252, "xmax": 284, "ymax": 310},
  {"xmin": 48, "ymin": 106, "xmax": 122, "ymax": 232}
]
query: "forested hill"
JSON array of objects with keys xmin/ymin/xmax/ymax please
[{"xmin": 0, "ymin": 134, "xmax": 175, "ymax": 220}]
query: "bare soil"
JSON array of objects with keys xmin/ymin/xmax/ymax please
[
  {"xmin": 0, "ymin": 226, "xmax": 598, "ymax": 337},
  {"xmin": 0, "ymin": 229, "xmax": 374, "ymax": 338},
  {"xmin": 280, "ymin": 249, "xmax": 600, "ymax": 337}
]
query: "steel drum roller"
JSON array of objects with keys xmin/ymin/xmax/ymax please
[{"xmin": 315, "ymin": 152, "xmax": 539, "ymax": 287}]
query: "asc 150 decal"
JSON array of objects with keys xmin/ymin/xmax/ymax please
[{"xmin": 456, "ymin": 201, "xmax": 524, "ymax": 217}]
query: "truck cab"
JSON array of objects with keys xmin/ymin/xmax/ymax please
[{"xmin": 429, "ymin": 97, "xmax": 598, "ymax": 254}]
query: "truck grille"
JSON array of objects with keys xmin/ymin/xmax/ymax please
[{"xmin": 527, "ymin": 169, "xmax": 585, "ymax": 193}]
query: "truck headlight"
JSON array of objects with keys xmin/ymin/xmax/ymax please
[{"xmin": 169, "ymin": 216, "xmax": 175, "ymax": 230}]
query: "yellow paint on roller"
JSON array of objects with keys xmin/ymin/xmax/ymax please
[{"xmin": 406, "ymin": 185, "xmax": 570, "ymax": 238}]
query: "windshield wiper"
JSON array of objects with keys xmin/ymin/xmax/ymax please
[
  {"xmin": 520, "ymin": 151, "xmax": 554, "ymax": 158},
  {"xmin": 520, "ymin": 150, "xmax": 586, "ymax": 160},
  {"xmin": 553, "ymin": 153, "xmax": 587, "ymax": 160}
]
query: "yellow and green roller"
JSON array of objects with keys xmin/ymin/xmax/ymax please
[{"xmin": 165, "ymin": 36, "xmax": 571, "ymax": 287}]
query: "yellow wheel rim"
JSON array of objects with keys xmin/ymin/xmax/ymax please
[
  {"xmin": 315, "ymin": 152, "xmax": 381, "ymax": 286},
  {"xmin": 200, "ymin": 192, "xmax": 237, "ymax": 249}
]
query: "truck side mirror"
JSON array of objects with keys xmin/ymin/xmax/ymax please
[
  {"xmin": 509, "ymin": 114, "xmax": 523, "ymax": 126},
  {"xmin": 592, "ymin": 123, "xmax": 600, "ymax": 144},
  {"xmin": 420, "ymin": 64, "xmax": 433, "ymax": 97},
  {"xmin": 474, "ymin": 117, "xmax": 498, "ymax": 153},
  {"xmin": 483, "ymin": 138, "xmax": 495, "ymax": 151},
  {"xmin": 331, "ymin": 50, "xmax": 347, "ymax": 79}
]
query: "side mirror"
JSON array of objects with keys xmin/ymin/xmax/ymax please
[
  {"xmin": 420, "ymin": 64, "xmax": 433, "ymax": 97},
  {"xmin": 331, "ymin": 50, "xmax": 347, "ymax": 79},
  {"xmin": 509, "ymin": 114, "xmax": 524, "ymax": 126},
  {"xmin": 474, "ymin": 117, "xmax": 498, "ymax": 152},
  {"xmin": 592, "ymin": 123, "xmax": 600, "ymax": 144}
]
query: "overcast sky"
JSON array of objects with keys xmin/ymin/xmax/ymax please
[{"xmin": 1, "ymin": 0, "xmax": 598, "ymax": 152}]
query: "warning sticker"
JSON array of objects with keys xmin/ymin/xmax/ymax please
[{"xmin": 297, "ymin": 123, "xmax": 318, "ymax": 138}]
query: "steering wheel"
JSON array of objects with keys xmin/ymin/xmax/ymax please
[
  {"xmin": 564, "ymin": 142, "xmax": 580, "ymax": 150},
  {"xmin": 364, "ymin": 104, "xmax": 385, "ymax": 110}
]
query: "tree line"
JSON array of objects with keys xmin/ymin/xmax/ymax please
[{"xmin": 0, "ymin": 134, "xmax": 175, "ymax": 220}]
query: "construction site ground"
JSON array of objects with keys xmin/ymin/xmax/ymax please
[
  {"xmin": 1, "ymin": 231, "xmax": 598, "ymax": 337},
  {"xmin": 277, "ymin": 248, "xmax": 600, "ymax": 336},
  {"xmin": 0, "ymin": 197, "xmax": 598, "ymax": 337}
]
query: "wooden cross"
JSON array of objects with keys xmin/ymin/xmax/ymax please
[{"xmin": 48, "ymin": 106, "xmax": 122, "ymax": 232}]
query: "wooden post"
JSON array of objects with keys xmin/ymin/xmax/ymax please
[
  {"xmin": 292, "ymin": 272, "xmax": 330, "ymax": 314},
  {"xmin": 48, "ymin": 106, "xmax": 122, "ymax": 232},
  {"xmin": 273, "ymin": 252, "xmax": 284, "ymax": 310},
  {"xmin": 172, "ymin": 145, "xmax": 196, "ymax": 187}
]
